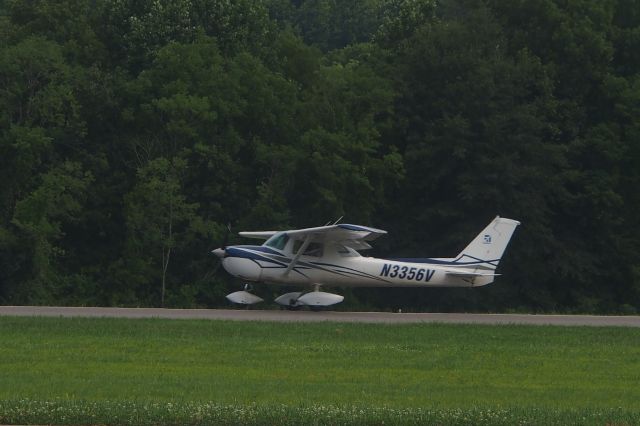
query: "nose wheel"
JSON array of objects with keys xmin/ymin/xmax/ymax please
[{"xmin": 225, "ymin": 283, "xmax": 264, "ymax": 305}]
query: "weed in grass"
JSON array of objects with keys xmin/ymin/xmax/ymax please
[{"xmin": 0, "ymin": 399, "xmax": 639, "ymax": 425}]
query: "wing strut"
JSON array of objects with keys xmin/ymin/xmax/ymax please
[{"xmin": 283, "ymin": 234, "xmax": 313, "ymax": 276}]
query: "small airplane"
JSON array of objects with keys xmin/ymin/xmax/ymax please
[{"xmin": 212, "ymin": 216, "xmax": 520, "ymax": 309}]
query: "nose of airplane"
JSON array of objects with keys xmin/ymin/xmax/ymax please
[
  {"xmin": 212, "ymin": 246, "xmax": 262, "ymax": 281},
  {"xmin": 222, "ymin": 256, "xmax": 262, "ymax": 281}
]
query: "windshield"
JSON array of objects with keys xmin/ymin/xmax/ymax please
[{"xmin": 264, "ymin": 232, "xmax": 289, "ymax": 250}]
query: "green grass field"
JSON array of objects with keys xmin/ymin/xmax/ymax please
[{"xmin": 1, "ymin": 316, "xmax": 639, "ymax": 425}]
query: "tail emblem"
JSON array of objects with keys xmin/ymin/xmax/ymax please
[{"xmin": 483, "ymin": 235, "xmax": 492, "ymax": 244}]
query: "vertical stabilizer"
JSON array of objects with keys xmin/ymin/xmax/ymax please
[{"xmin": 456, "ymin": 216, "xmax": 520, "ymax": 270}]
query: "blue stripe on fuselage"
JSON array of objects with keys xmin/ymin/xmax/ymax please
[
  {"xmin": 231, "ymin": 245, "xmax": 283, "ymax": 256},
  {"xmin": 223, "ymin": 247, "xmax": 391, "ymax": 283},
  {"xmin": 388, "ymin": 258, "xmax": 493, "ymax": 264},
  {"xmin": 385, "ymin": 255, "xmax": 499, "ymax": 267},
  {"xmin": 225, "ymin": 246, "xmax": 287, "ymax": 266}
]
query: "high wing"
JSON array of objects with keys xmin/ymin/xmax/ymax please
[
  {"xmin": 239, "ymin": 224, "xmax": 386, "ymax": 249},
  {"xmin": 287, "ymin": 223, "xmax": 386, "ymax": 248},
  {"xmin": 238, "ymin": 231, "xmax": 278, "ymax": 239},
  {"xmin": 285, "ymin": 224, "xmax": 386, "ymax": 276}
]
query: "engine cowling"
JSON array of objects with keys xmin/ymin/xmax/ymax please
[{"xmin": 222, "ymin": 257, "xmax": 262, "ymax": 281}]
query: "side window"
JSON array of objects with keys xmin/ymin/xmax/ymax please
[
  {"xmin": 305, "ymin": 243, "xmax": 323, "ymax": 257},
  {"xmin": 337, "ymin": 245, "xmax": 359, "ymax": 257},
  {"xmin": 265, "ymin": 233, "xmax": 289, "ymax": 250},
  {"xmin": 293, "ymin": 240, "xmax": 324, "ymax": 257},
  {"xmin": 337, "ymin": 245, "xmax": 350, "ymax": 254}
]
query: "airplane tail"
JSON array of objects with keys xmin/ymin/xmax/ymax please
[{"xmin": 454, "ymin": 216, "xmax": 520, "ymax": 270}]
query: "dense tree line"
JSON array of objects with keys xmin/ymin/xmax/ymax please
[{"xmin": 0, "ymin": 0, "xmax": 639, "ymax": 313}]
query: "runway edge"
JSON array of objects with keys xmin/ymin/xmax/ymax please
[{"xmin": 1, "ymin": 306, "xmax": 640, "ymax": 327}]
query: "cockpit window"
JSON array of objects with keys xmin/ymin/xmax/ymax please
[
  {"xmin": 265, "ymin": 233, "xmax": 289, "ymax": 250},
  {"xmin": 292, "ymin": 240, "xmax": 324, "ymax": 257},
  {"xmin": 337, "ymin": 245, "xmax": 360, "ymax": 257}
]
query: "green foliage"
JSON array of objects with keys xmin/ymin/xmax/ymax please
[
  {"xmin": 125, "ymin": 157, "xmax": 198, "ymax": 306},
  {"xmin": 95, "ymin": 0, "xmax": 274, "ymax": 70},
  {"xmin": 375, "ymin": 0, "xmax": 437, "ymax": 46},
  {"xmin": 0, "ymin": 0, "xmax": 639, "ymax": 312},
  {"xmin": 4, "ymin": 162, "xmax": 92, "ymax": 303}
]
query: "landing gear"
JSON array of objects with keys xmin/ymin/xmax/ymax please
[
  {"xmin": 228, "ymin": 284, "xmax": 344, "ymax": 309},
  {"xmin": 274, "ymin": 285, "xmax": 344, "ymax": 310},
  {"xmin": 225, "ymin": 283, "xmax": 264, "ymax": 305},
  {"xmin": 297, "ymin": 290, "xmax": 344, "ymax": 308},
  {"xmin": 274, "ymin": 292, "xmax": 304, "ymax": 310}
]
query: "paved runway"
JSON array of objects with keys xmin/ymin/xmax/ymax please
[{"xmin": 1, "ymin": 306, "xmax": 639, "ymax": 327}]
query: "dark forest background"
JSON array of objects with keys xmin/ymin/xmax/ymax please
[{"xmin": 1, "ymin": 0, "xmax": 639, "ymax": 313}]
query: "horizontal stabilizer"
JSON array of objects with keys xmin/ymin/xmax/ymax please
[{"xmin": 444, "ymin": 270, "xmax": 502, "ymax": 278}]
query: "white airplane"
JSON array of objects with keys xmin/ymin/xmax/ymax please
[{"xmin": 212, "ymin": 216, "xmax": 520, "ymax": 309}]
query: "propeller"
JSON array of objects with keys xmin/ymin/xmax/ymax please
[
  {"xmin": 204, "ymin": 222, "xmax": 232, "ymax": 280},
  {"xmin": 212, "ymin": 222, "xmax": 232, "ymax": 258}
]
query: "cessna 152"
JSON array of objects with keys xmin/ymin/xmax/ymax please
[{"xmin": 213, "ymin": 216, "xmax": 520, "ymax": 308}]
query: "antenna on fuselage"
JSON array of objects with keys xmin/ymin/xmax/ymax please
[{"xmin": 323, "ymin": 216, "xmax": 344, "ymax": 226}]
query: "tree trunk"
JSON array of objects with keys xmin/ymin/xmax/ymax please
[{"xmin": 161, "ymin": 198, "xmax": 173, "ymax": 307}]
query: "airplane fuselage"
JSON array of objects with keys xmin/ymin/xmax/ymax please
[
  {"xmin": 221, "ymin": 245, "xmax": 492, "ymax": 288},
  {"xmin": 215, "ymin": 217, "xmax": 520, "ymax": 307}
]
